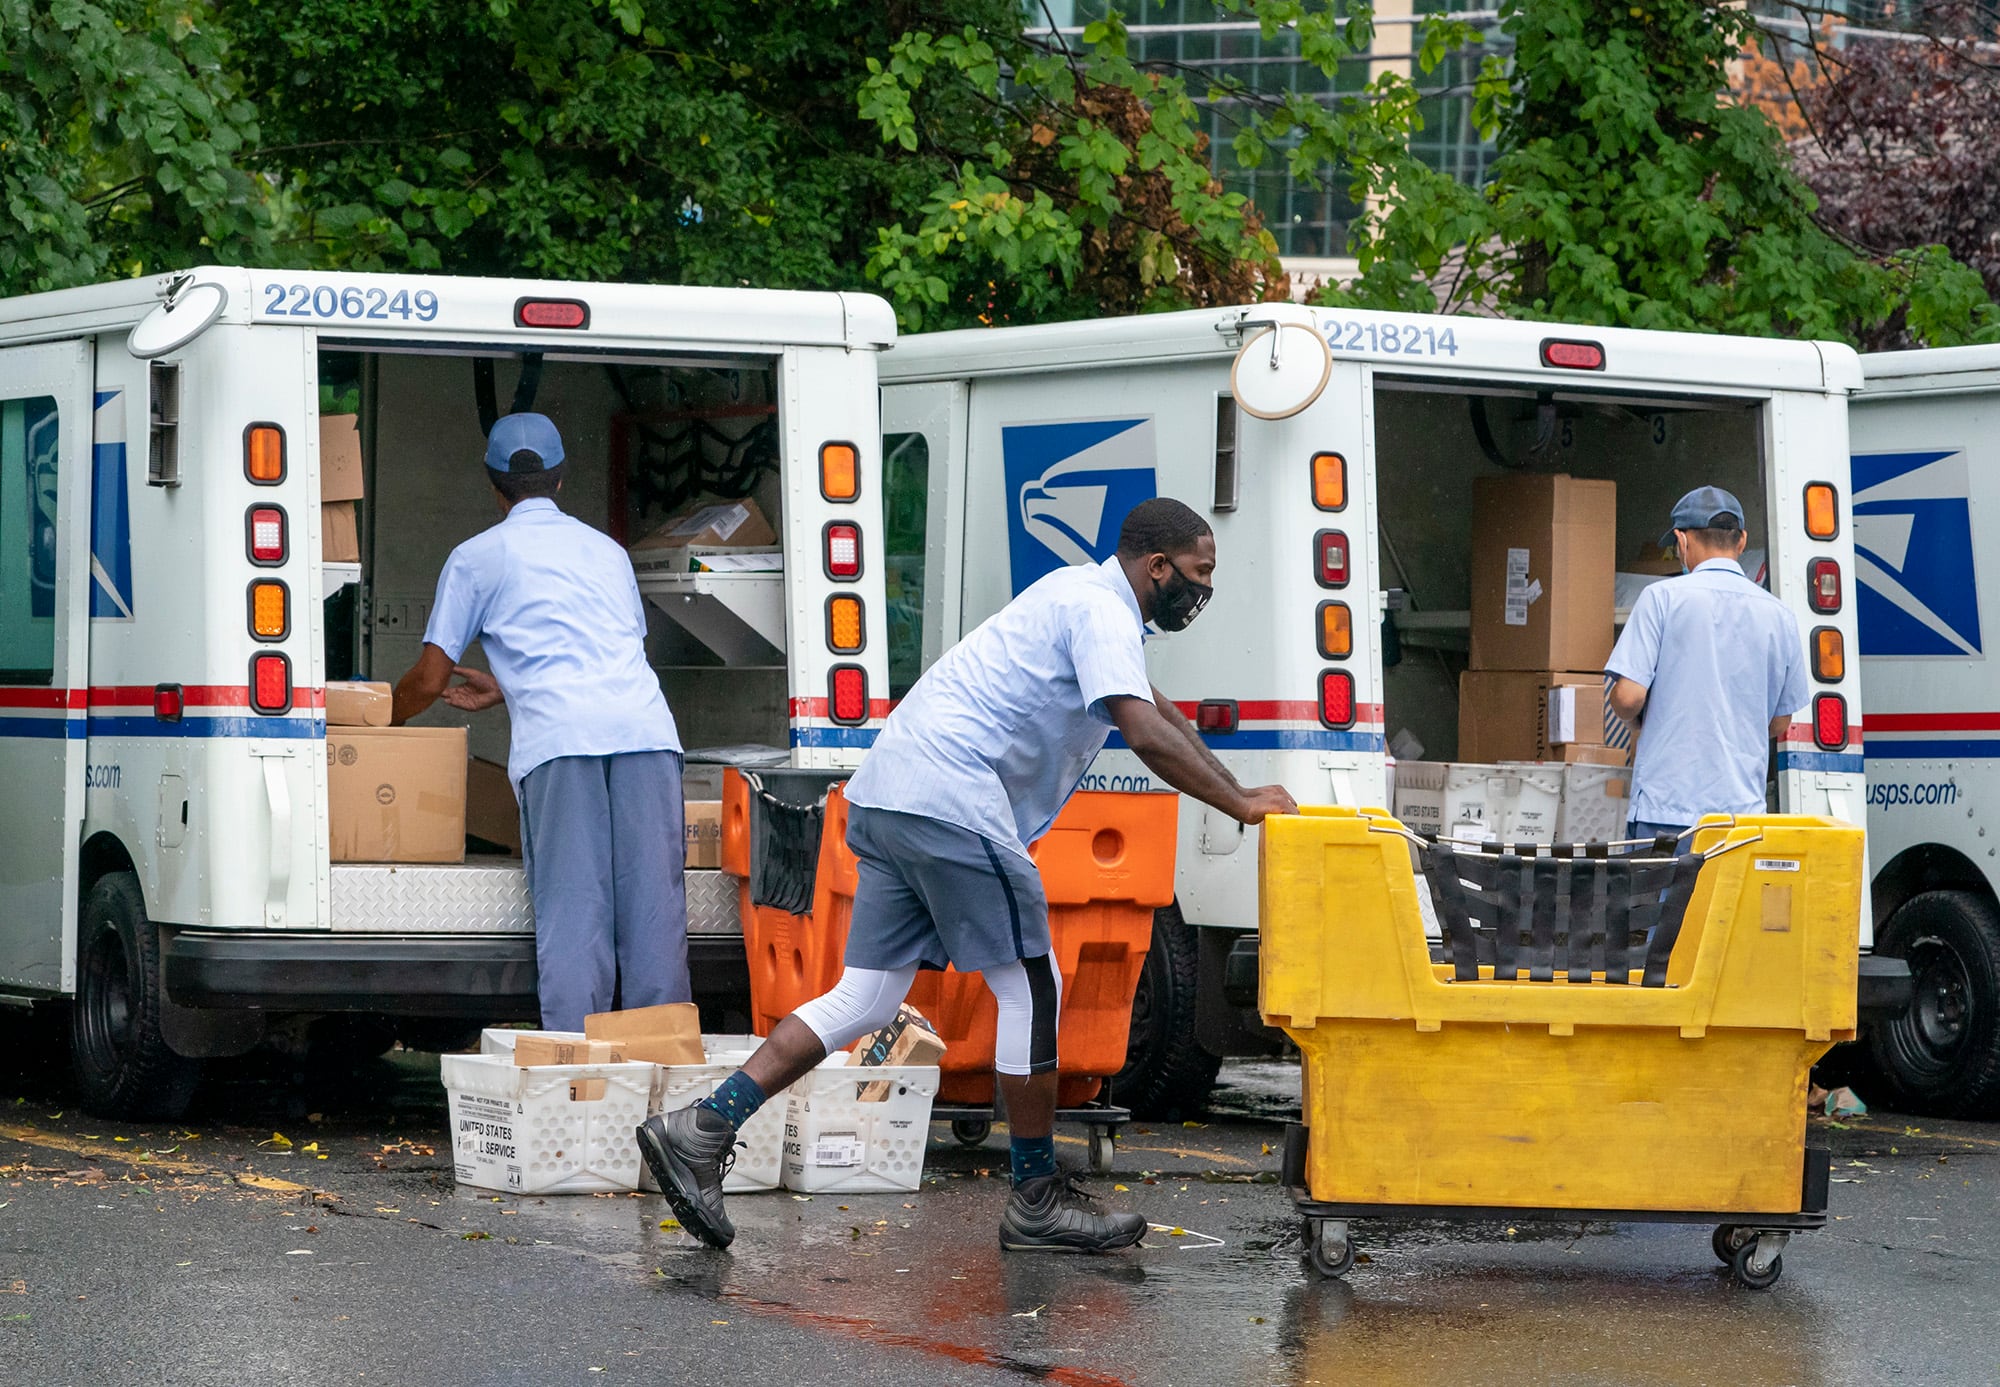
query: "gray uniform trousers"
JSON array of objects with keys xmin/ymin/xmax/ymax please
[{"xmin": 518, "ymin": 750, "xmax": 690, "ymax": 1031}]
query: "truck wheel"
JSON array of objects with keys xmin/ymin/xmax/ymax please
[
  {"xmin": 1114, "ymin": 905, "xmax": 1222, "ymax": 1120},
  {"xmin": 1866, "ymin": 890, "xmax": 2000, "ymax": 1119},
  {"xmin": 71, "ymin": 872, "xmax": 201, "ymax": 1121}
]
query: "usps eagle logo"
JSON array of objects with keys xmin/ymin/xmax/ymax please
[
  {"xmin": 1000, "ymin": 417, "xmax": 1157, "ymax": 596},
  {"xmin": 1851, "ymin": 448, "xmax": 1983, "ymax": 657}
]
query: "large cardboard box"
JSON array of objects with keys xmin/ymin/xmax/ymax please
[
  {"xmin": 1459, "ymin": 671, "xmax": 1608, "ymax": 763},
  {"xmin": 327, "ymin": 726, "xmax": 467, "ymax": 863},
  {"xmin": 630, "ymin": 498, "xmax": 777, "ymax": 554},
  {"xmin": 584, "ymin": 1002, "xmax": 705, "ymax": 1068},
  {"xmin": 465, "ymin": 756, "xmax": 521, "ymax": 855},
  {"xmin": 1470, "ymin": 474, "xmax": 1617, "ymax": 672},
  {"xmin": 322, "ymin": 500, "xmax": 359, "ymax": 563},
  {"xmin": 319, "ymin": 413, "xmax": 365, "ymax": 502},
  {"xmin": 326, "ymin": 680, "xmax": 392, "ymax": 727},
  {"xmin": 683, "ymin": 799, "xmax": 722, "ymax": 869}
]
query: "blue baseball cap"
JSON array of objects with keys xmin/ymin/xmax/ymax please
[
  {"xmin": 1660, "ymin": 485, "xmax": 1744, "ymax": 545},
  {"xmin": 485, "ymin": 413, "xmax": 565, "ymax": 473}
]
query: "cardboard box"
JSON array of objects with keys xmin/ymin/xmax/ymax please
[
  {"xmin": 1459, "ymin": 671, "xmax": 1608, "ymax": 763},
  {"xmin": 584, "ymin": 1002, "xmax": 705, "ymax": 1068},
  {"xmin": 847, "ymin": 1004, "xmax": 947, "ymax": 1102},
  {"xmin": 320, "ymin": 413, "xmax": 365, "ymax": 502},
  {"xmin": 326, "ymin": 680, "xmax": 392, "ymax": 727},
  {"xmin": 466, "ymin": 756, "xmax": 521, "ymax": 855},
  {"xmin": 630, "ymin": 498, "xmax": 777, "ymax": 553},
  {"xmin": 513, "ymin": 1035, "xmax": 628, "ymax": 1068},
  {"xmin": 327, "ymin": 725, "xmax": 467, "ymax": 862},
  {"xmin": 1391, "ymin": 761, "xmax": 1448, "ymax": 836},
  {"xmin": 683, "ymin": 799, "xmax": 721, "ymax": 870},
  {"xmin": 1558, "ymin": 742, "xmax": 1633, "ymax": 767},
  {"xmin": 1469, "ymin": 474, "xmax": 1617, "ymax": 672},
  {"xmin": 323, "ymin": 500, "xmax": 359, "ymax": 563}
]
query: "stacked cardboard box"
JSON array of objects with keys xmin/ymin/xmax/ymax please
[{"xmin": 321, "ymin": 414, "xmax": 364, "ymax": 563}]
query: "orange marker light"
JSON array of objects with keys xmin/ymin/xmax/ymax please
[
  {"xmin": 1804, "ymin": 483, "xmax": 1838, "ymax": 540},
  {"xmin": 1814, "ymin": 627, "xmax": 1845, "ymax": 683},
  {"xmin": 820, "ymin": 442, "xmax": 859, "ymax": 501},
  {"xmin": 245, "ymin": 424, "xmax": 286, "ymax": 484},
  {"xmin": 1318, "ymin": 601, "xmax": 1353, "ymax": 659},
  {"xmin": 827, "ymin": 595, "xmax": 864, "ymax": 653},
  {"xmin": 249, "ymin": 580, "xmax": 289, "ymax": 641},
  {"xmin": 1311, "ymin": 452, "xmax": 1346, "ymax": 512}
]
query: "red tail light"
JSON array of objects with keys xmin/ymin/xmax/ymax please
[
  {"xmin": 1195, "ymin": 700, "xmax": 1238, "ymax": 734},
  {"xmin": 154, "ymin": 684, "xmax": 183, "ymax": 722},
  {"xmin": 1813, "ymin": 693, "xmax": 1848, "ymax": 750},
  {"xmin": 1318, "ymin": 669, "xmax": 1355, "ymax": 729},
  {"xmin": 1315, "ymin": 529, "xmax": 1349, "ymax": 588},
  {"xmin": 829, "ymin": 665, "xmax": 868, "ymax": 725},
  {"xmin": 824, "ymin": 522, "xmax": 862, "ymax": 580},
  {"xmin": 513, "ymin": 298, "xmax": 589, "ymax": 329},
  {"xmin": 1541, "ymin": 339, "xmax": 1605, "ymax": 371},
  {"xmin": 250, "ymin": 652, "xmax": 292, "ymax": 715},
  {"xmin": 248, "ymin": 505, "xmax": 287, "ymax": 565},
  {"xmin": 1807, "ymin": 558, "xmax": 1841, "ymax": 613}
]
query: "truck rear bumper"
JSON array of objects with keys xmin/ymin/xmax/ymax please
[{"xmin": 161, "ymin": 930, "xmax": 748, "ymax": 1016}]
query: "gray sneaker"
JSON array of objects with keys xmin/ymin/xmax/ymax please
[
  {"xmin": 999, "ymin": 1172, "xmax": 1147, "ymax": 1253},
  {"xmin": 637, "ymin": 1108, "xmax": 737, "ymax": 1249}
]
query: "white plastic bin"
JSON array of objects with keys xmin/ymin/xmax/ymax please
[
  {"xmin": 782, "ymin": 1063, "xmax": 940, "ymax": 1194},
  {"xmin": 1441, "ymin": 763, "xmax": 1564, "ymax": 843},
  {"xmin": 640, "ymin": 1036, "xmax": 785, "ymax": 1194},
  {"xmin": 442, "ymin": 1052, "xmax": 653, "ymax": 1195},
  {"xmin": 1390, "ymin": 761, "xmax": 1448, "ymax": 836},
  {"xmin": 1555, "ymin": 763, "xmax": 1633, "ymax": 843}
]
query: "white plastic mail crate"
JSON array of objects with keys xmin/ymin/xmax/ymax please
[
  {"xmin": 782, "ymin": 1063, "xmax": 941, "ymax": 1194},
  {"xmin": 442, "ymin": 1052, "xmax": 653, "ymax": 1195},
  {"xmin": 640, "ymin": 1036, "xmax": 785, "ymax": 1195}
]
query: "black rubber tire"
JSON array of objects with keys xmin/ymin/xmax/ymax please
[
  {"xmin": 1306, "ymin": 1220, "xmax": 1356, "ymax": 1278},
  {"xmin": 1711, "ymin": 1225, "xmax": 1744, "ymax": 1265},
  {"xmin": 70, "ymin": 872, "xmax": 201, "ymax": 1121},
  {"xmin": 950, "ymin": 1119, "xmax": 992, "ymax": 1147},
  {"xmin": 1730, "ymin": 1240, "xmax": 1782, "ymax": 1291},
  {"xmin": 1865, "ymin": 890, "xmax": 2000, "ymax": 1119},
  {"xmin": 1113, "ymin": 905, "xmax": 1223, "ymax": 1121}
]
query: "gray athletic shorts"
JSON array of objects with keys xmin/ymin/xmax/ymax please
[{"xmin": 843, "ymin": 805, "xmax": 1051, "ymax": 973}]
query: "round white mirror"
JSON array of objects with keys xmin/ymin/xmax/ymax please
[
  {"xmin": 127, "ymin": 281, "xmax": 227, "ymax": 359},
  {"xmin": 1230, "ymin": 322, "xmax": 1333, "ymax": 421}
]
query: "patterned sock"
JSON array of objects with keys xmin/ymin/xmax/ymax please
[
  {"xmin": 695, "ymin": 1070, "xmax": 768, "ymax": 1132},
  {"xmin": 1010, "ymin": 1134, "xmax": 1058, "ymax": 1185}
]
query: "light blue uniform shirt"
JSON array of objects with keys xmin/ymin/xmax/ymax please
[
  {"xmin": 1605, "ymin": 557, "xmax": 1808, "ymax": 826},
  {"xmin": 422, "ymin": 499, "xmax": 680, "ymax": 788},
  {"xmin": 846, "ymin": 556, "xmax": 1153, "ymax": 861}
]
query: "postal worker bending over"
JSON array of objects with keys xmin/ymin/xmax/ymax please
[{"xmin": 639, "ymin": 497, "xmax": 1296, "ymax": 1253}]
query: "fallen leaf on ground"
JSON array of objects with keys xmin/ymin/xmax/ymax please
[{"xmin": 259, "ymin": 1133, "xmax": 293, "ymax": 1150}]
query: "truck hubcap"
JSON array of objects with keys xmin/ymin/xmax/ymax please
[{"xmin": 1904, "ymin": 935, "xmax": 1971, "ymax": 1062}]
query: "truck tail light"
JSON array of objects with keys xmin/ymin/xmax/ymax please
[
  {"xmin": 1318, "ymin": 669, "xmax": 1355, "ymax": 729},
  {"xmin": 820, "ymin": 442, "xmax": 859, "ymax": 501},
  {"xmin": 1315, "ymin": 529, "xmax": 1349, "ymax": 588},
  {"xmin": 513, "ymin": 298, "xmax": 589, "ymax": 329},
  {"xmin": 1804, "ymin": 482, "xmax": 1839, "ymax": 540},
  {"xmin": 154, "ymin": 684, "xmax": 183, "ymax": 722},
  {"xmin": 1813, "ymin": 692, "xmax": 1848, "ymax": 749},
  {"xmin": 1540, "ymin": 338, "xmax": 1606, "ymax": 370},
  {"xmin": 1807, "ymin": 558, "xmax": 1841, "ymax": 613},
  {"xmin": 250, "ymin": 652, "xmax": 292, "ymax": 714},
  {"xmin": 1318, "ymin": 601, "xmax": 1353, "ymax": 659},
  {"xmin": 248, "ymin": 579, "xmax": 290, "ymax": 641},
  {"xmin": 1195, "ymin": 699, "xmax": 1238, "ymax": 734},
  {"xmin": 245, "ymin": 423, "xmax": 286, "ymax": 484},
  {"xmin": 1311, "ymin": 452, "xmax": 1346, "ymax": 511},
  {"xmin": 828, "ymin": 665, "xmax": 868, "ymax": 725},
  {"xmin": 824, "ymin": 522, "xmax": 862, "ymax": 580},
  {"xmin": 1813, "ymin": 627, "xmax": 1845, "ymax": 683},
  {"xmin": 248, "ymin": 505, "xmax": 287, "ymax": 564},
  {"xmin": 827, "ymin": 594, "xmax": 864, "ymax": 653}
]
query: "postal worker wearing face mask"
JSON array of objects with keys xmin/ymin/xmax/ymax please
[{"xmin": 639, "ymin": 497, "xmax": 1297, "ymax": 1254}]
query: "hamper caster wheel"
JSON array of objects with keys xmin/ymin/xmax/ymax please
[
  {"xmin": 1730, "ymin": 1233, "xmax": 1786, "ymax": 1290},
  {"xmin": 950, "ymin": 1119, "xmax": 991, "ymax": 1147},
  {"xmin": 1089, "ymin": 1130, "xmax": 1116, "ymax": 1174},
  {"xmin": 1306, "ymin": 1219, "xmax": 1355, "ymax": 1279},
  {"xmin": 1711, "ymin": 1224, "xmax": 1749, "ymax": 1265}
]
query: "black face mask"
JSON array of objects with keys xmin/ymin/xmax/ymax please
[{"xmin": 1152, "ymin": 559, "xmax": 1213, "ymax": 631}]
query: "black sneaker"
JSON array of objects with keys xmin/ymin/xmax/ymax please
[
  {"xmin": 998, "ymin": 1172, "xmax": 1147, "ymax": 1253},
  {"xmin": 637, "ymin": 1108, "xmax": 737, "ymax": 1249}
]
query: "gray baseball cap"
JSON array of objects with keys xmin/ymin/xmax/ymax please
[{"xmin": 1659, "ymin": 485, "xmax": 1744, "ymax": 545}]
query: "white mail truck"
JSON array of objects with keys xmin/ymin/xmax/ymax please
[
  {"xmin": 884, "ymin": 304, "xmax": 1899, "ymax": 1114},
  {"xmin": 1847, "ymin": 345, "xmax": 2000, "ymax": 1117},
  {"xmin": 0, "ymin": 268, "xmax": 894, "ymax": 1118}
]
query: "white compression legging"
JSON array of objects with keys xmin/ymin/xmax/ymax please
[{"xmin": 792, "ymin": 956, "xmax": 1063, "ymax": 1076}]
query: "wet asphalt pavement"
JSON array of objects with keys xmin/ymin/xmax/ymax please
[{"xmin": 0, "ymin": 1045, "xmax": 1996, "ymax": 1387}]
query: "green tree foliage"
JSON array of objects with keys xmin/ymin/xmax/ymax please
[
  {"xmin": 1232, "ymin": 0, "xmax": 1994, "ymax": 345},
  {"xmin": 0, "ymin": 0, "xmax": 277, "ymax": 296}
]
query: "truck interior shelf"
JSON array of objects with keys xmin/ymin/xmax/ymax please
[
  {"xmin": 324, "ymin": 562, "xmax": 361, "ymax": 593},
  {"xmin": 637, "ymin": 568, "xmax": 785, "ymax": 667}
]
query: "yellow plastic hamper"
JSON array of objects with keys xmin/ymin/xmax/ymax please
[{"xmin": 1259, "ymin": 807, "xmax": 1863, "ymax": 1288}]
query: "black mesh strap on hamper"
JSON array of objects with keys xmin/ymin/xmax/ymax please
[
  {"xmin": 744, "ymin": 772, "xmax": 831, "ymax": 915},
  {"xmin": 1420, "ymin": 840, "xmax": 1706, "ymax": 987}
]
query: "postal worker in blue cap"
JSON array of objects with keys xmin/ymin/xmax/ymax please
[
  {"xmin": 391, "ymin": 412, "xmax": 690, "ymax": 1030},
  {"xmin": 1606, "ymin": 485, "xmax": 1808, "ymax": 843}
]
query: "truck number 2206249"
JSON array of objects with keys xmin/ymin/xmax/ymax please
[{"xmin": 260, "ymin": 283, "xmax": 440, "ymax": 322}]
